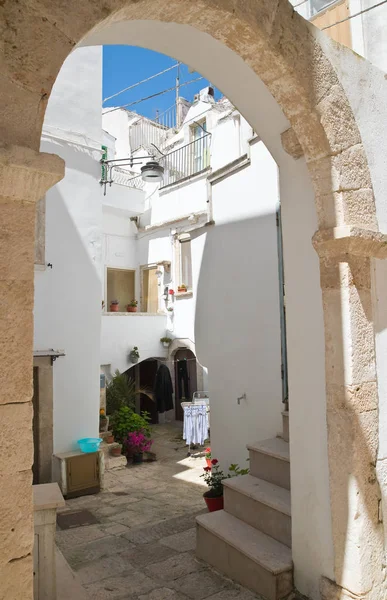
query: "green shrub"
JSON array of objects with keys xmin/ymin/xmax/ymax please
[
  {"xmin": 106, "ymin": 370, "xmax": 137, "ymax": 415},
  {"xmin": 110, "ymin": 406, "xmax": 151, "ymax": 444}
]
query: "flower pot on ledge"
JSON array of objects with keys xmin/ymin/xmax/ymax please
[
  {"xmin": 110, "ymin": 303, "xmax": 119, "ymax": 312},
  {"xmin": 127, "ymin": 306, "xmax": 137, "ymax": 312}
]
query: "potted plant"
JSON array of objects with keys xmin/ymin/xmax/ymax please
[
  {"xmin": 178, "ymin": 284, "xmax": 187, "ymax": 293},
  {"xmin": 201, "ymin": 460, "xmax": 250, "ymax": 512},
  {"xmin": 127, "ymin": 299, "xmax": 138, "ymax": 313},
  {"xmin": 201, "ymin": 459, "xmax": 225, "ymax": 512},
  {"xmin": 205, "ymin": 447, "xmax": 212, "ymax": 469},
  {"xmin": 106, "ymin": 433, "xmax": 114, "ymax": 444},
  {"xmin": 110, "ymin": 299, "xmax": 119, "ymax": 312},
  {"xmin": 160, "ymin": 336, "xmax": 172, "ymax": 348},
  {"xmin": 124, "ymin": 430, "xmax": 153, "ymax": 464},
  {"xmin": 99, "ymin": 408, "xmax": 109, "ymax": 432},
  {"xmin": 110, "ymin": 405, "xmax": 152, "ymax": 461},
  {"xmin": 130, "ymin": 346, "xmax": 140, "ymax": 363},
  {"xmin": 110, "ymin": 443, "xmax": 122, "ymax": 457}
]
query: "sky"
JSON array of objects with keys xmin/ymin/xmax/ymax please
[{"xmin": 102, "ymin": 46, "xmax": 222, "ymax": 121}]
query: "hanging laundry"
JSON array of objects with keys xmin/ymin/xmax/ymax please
[
  {"xmin": 183, "ymin": 404, "xmax": 209, "ymax": 446},
  {"xmin": 154, "ymin": 364, "xmax": 174, "ymax": 413}
]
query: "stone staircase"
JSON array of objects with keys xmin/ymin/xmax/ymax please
[{"xmin": 196, "ymin": 411, "xmax": 292, "ymax": 600}]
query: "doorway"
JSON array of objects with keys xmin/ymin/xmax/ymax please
[
  {"xmin": 32, "ymin": 357, "xmax": 54, "ymax": 484},
  {"xmin": 141, "ymin": 266, "xmax": 159, "ymax": 313},
  {"xmin": 138, "ymin": 359, "xmax": 159, "ymax": 424},
  {"xmin": 174, "ymin": 349, "xmax": 198, "ymax": 421}
]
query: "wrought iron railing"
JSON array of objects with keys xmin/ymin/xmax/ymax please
[
  {"xmin": 160, "ymin": 133, "xmax": 211, "ymax": 188},
  {"xmin": 112, "ymin": 167, "xmax": 145, "ymax": 190}
]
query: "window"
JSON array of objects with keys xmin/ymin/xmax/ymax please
[
  {"xmin": 177, "ymin": 235, "xmax": 193, "ymax": 291},
  {"xmin": 106, "ymin": 268, "xmax": 135, "ymax": 312},
  {"xmin": 310, "ymin": 0, "xmax": 338, "ymax": 16}
]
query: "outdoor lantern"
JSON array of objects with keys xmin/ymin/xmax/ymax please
[{"xmin": 141, "ymin": 160, "xmax": 164, "ymax": 182}]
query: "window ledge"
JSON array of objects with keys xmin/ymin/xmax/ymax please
[
  {"xmin": 175, "ymin": 291, "xmax": 193, "ymax": 299},
  {"xmin": 103, "ymin": 312, "xmax": 166, "ymax": 317}
]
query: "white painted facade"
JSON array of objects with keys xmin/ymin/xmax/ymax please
[
  {"xmin": 102, "ymin": 94, "xmax": 283, "ymax": 471},
  {"xmin": 34, "ymin": 47, "xmax": 104, "ymax": 454}
]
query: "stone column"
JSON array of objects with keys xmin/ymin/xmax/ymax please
[
  {"xmin": 0, "ymin": 146, "xmax": 63, "ymax": 599},
  {"xmin": 314, "ymin": 230, "xmax": 387, "ymax": 600}
]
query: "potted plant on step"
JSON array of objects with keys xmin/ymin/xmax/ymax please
[
  {"xmin": 127, "ymin": 299, "xmax": 138, "ymax": 313},
  {"xmin": 110, "ymin": 443, "xmax": 122, "ymax": 457},
  {"xmin": 160, "ymin": 336, "xmax": 172, "ymax": 348},
  {"xmin": 99, "ymin": 408, "xmax": 109, "ymax": 432},
  {"xmin": 106, "ymin": 433, "xmax": 114, "ymax": 444},
  {"xmin": 129, "ymin": 346, "xmax": 140, "ymax": 363},
  {"xmin": 110, "ymin": 299, "xmax": 119, "ymax": 312},
  {"xmin": 201, "ymin": 459, "xmax": 225, "ymax": 512},
  {"xmin": 178, "ymin": 283, "xmax": 187, "ymax": 293},
  {"xmin": 124, "ymin": 430, "xmax": 153, "ymax": 464},
  {"xmin": 201, "ymin": 460, "xmax": 250, "ymax": 512}
]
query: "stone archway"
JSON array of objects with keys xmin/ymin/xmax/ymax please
[{"xmin": 1, "ymin": 1, "xmax": 386, "ymax": 598}]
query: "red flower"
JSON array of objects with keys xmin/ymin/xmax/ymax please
[
  {"xmin": 204, "ymin": 466, "xmax": 211, "ymax": 472},
  {"xmin": 169, "ymin": 289, "xmax": 175, "ymax": 295},
  {"xmin": 205, "ymin": 447, "xmax": 211, "ymax": 453},
  {"xmin": 211, "ymin": 459, "xmax": 219, "ymax": 465}
]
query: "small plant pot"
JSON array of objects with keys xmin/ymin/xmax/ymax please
[
  {"xmin": 110, "ymin": 445, "xmax": 122, "ymax": 457},
  {"xmin": 130, "ymin": 352, "xmax": 139, "ymax": 364},
  {"xmin": 110, "ymin": 304, "xmax": 119, "ymax": 312},
  {"xmin": 106, "ymin": 434, "xmax": 114, "ymax": 444},
  {"xmin": 99, "ymin": 417, "xmax": 108, "ymax": 433},
  {"xmin": 178, "ymin": 287, "xmax": 187, "ymax": 293},
  {"xmin": 132, "ymin": 453, "xmax": 143, "ymax": 464},
  {"xmin": 203, "ymin": 491, "xmax": 224, "ymax": 513},
  {"xmin": 127, "ymin": 306, "xmax": 137, "ymax": 312},
  {"xmin": 163, "ymin": 342, "xmax": 170, "ymax": 348}
]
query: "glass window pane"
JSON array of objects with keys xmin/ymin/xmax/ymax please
[{"xmin": 310, "ymin": 0, "xmax": 337, "ymax": 16}]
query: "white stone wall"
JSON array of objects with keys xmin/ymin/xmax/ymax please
[{"xmin": 35, "ymin": 46, "xmax": 103, "ymax": 453}]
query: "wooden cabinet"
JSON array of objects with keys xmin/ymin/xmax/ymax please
[{"xmin": 53, "ymin": 451, "xmax": 102, "ymax": 499}]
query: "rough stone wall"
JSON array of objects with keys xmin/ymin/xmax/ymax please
[{"xmin": 0, "ymin": 0, "xmax": 386, "ymax": 598}]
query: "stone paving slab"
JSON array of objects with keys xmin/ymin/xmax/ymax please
[
  {"xmin": 84, "ymin": 571, "xmax": 157, "ymax": 599},
  {"xmin": 56, "ymin": 524, "xmax": 108, "ymax": 551},
  {"xmin": 122, "ymin": 542, "xmax": 179, "ymax": 569},
  {"xmin": 76, "ymin": 554, "xmax": 134, "ymax": 585},
  {"xmin": 144, "ymin": 552, "xmax": 204, "ymax": 582},
  {"xmin": 138, "ymin": 588, "xmax": 189, "ymax": 600},
  {"xmin": 66, "ymin": 536, "xmax": 135, "ymax": 570},
  {"xmin": 170, "ymin": 570, "xmax": 233, "ymax": 600},
  {"xmin": 159, "ymin": 528, "xmax": 197, "ymax": 552}
]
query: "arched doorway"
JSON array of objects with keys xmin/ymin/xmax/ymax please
[
  {"xmin": 1, "ymin": 3, "xmax": 386, "ymax": 599},
  {"xmin": 174, "ymin": 348, "xmax": 198, "ymax": 421}
]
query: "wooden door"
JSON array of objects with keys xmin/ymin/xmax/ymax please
[{"xmin": 174, "ymin": 349, "xmax": 198, "ymax": 421}]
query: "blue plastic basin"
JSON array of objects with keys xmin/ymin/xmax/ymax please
[{"xmin": 78, "ymin": 437, "xmax": 102, "ymax": 453}]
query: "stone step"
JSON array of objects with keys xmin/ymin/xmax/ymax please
[
  {"xmin": 282, "ymin": 411, "xmax": 289, "ymax": 443},
  {"xmin": 104, "ymin": 454, "xmax": 127, "ymax": 470},
  {"xmin": 196, "ymin": 510, "xmax": 293, "ymax": 600},
  {"xmin": 247, "ymin": 438, "xmax": 290, "ymax": 490},
  {"xmin": 223, "ymin": 474, "xmax": 291, "ymax": 548}
]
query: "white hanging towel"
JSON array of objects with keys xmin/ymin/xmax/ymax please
[{"xmin": 182, "ymin": 404, "xmax": 208, "ymax": 446}]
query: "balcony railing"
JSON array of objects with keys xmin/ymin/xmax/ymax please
[
  {"xmin": 160, "ymin": 133, "xmax": 211, "ymax": 188},
  {"xmin": 111, "ymin": 167, "xmax": 145, "ymax": 190}
]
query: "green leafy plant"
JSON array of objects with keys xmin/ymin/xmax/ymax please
[
  {"xmin": 201, "ymin": 459, "xmax": 250, "ymax": 498},
  {"xmin": 160, "ymin": 337, "xmax": 172, "ymax": 344},
  {"xmin": 110, "ymin": 406, "xmax": 151, "ymax": 445},
  {"xmin": 129, "ymin": 299, "xmax": 138, "ymax": 307},
  {"xmin": 106, "ymin": 370, "xmax": 137, "ymax": 415},
  {"xmin": 131, "ymin": 346, "xmax": 140, "ymax": 358}
]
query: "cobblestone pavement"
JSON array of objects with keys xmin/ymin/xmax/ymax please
[{"xmin": 56, "ymin": 422, "xmax": 263, "ymax": 600}]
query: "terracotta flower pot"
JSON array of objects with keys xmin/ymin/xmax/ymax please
[
  {"xmin": 127, "ymin": 306, "xmax": 137, "ymax": 312},
  {"xmin": 106, "ymin": 434, "xmax": 114, "ymax": 444},
  {"xmin": 110, "ymin": 446, "xmax": 122, "ymax": 457},
  {"xmin": 203, "ymin": 491, "xmax": 224, "ymax": 512},
  {"xmin": 110, "ymin": 304, "xmax": 119, "ymax": 312}
]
